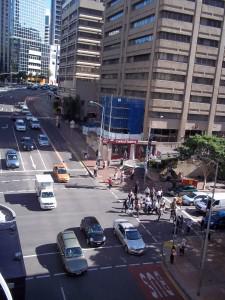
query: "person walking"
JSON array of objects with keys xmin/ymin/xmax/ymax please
[
  {"xmin": 170, "ymin": 245, "xmax": 176, "ymax": 264},
  {"xmin": 120, "ymin": 170, "xmax": 125, "ymax": 184},
  {"xmin": 93, "ymin": 166, "xmax": 98, "ymax": 177},
  {"xmin": 114, "ymin": 169, "xmax": 119, "ymax": 182},
  {"xmin": 179, "ymin": 238, "xmax": 186, "ymax": 256},
  {"xmin": 121, "ymin": 198, "xmax": 129, "ymax": 213},
  {"xmin": 134, "ymin": 181, "xmax": 139, "ymax": 196},
  {"xmin": 130, "ymin": 168, "xmax": 135, "ymax": 180},
  {"xmin": 134, "ymin": 196, "xmax": 140, "ymax": 218},
  {"xmin": 108, "ymin": 177, "xmax": 113, "ymax": 189}
]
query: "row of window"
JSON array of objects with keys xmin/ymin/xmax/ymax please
[
  {"xmin": 129, "ymin": 34, "xmax": 153, "ymax": 45},
  {"xmin": 131, "ymin": 14, "xmax": 155, "ymax": 29},
  {"xmin": 125, "ymin": 72, "xmax": 149, "ymax": 80},
  {"xmin": 132, "ymin": 0, "xmax": 154, "ymax": 10},
  {"xmin": 102, "ymin": 73, "xmax": 118, "ymax": 79},
  {"xmin": 127, "ymin": 53, "xmax": 150, "ymax": 62},
  {"xmin": 108, "ymin": 11, "xmax": 123, "ymax": 22},
  {"xmin": 102, "ymin": 58, "xmax": 119, "ymax": 65},
  {"xmin": 160, "ymin": 10, "xmax": 193, "ymax": 23}
]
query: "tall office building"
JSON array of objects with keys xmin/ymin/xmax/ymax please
[
  {"xmin": 0, "ymin": 0, "xmax": 10, "ymax": 73},
  {"xmin": 0, "ymin": 0, "xmax": 49, "ymax": 78},
  {"xmin": 59, "ymin": 0, "xmax": 104, "ymax": 119},
  {"xmin": 45, "ymin": 10, "xmax": 50, "ymax": 44},
  {"xmin": 50, "ymin": 0, "xmax": 64, "ymax": 45},
  {"xmin": 100, "ymin": 0, "xmax": 225, "ymax": 142}
]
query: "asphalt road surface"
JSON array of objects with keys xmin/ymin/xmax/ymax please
[{"xmin": 0, "ymin": 88, "xmax": 184, "ymax": 300}]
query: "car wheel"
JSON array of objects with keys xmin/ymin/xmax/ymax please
[{"xmin": 124, "ymin": 246, "xmax": 129, "ymax": 253}]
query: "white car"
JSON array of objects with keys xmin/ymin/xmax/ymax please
[
  {"xmin": 182, "ymin": 192, "xmax": 209, "ymax": 206},
  {"xmin": 113, "ymin": 219, "xmax": 145, "ymax": 255},
  {"xmin": 30, "ymin": 117, "xmax": 40, "ymax": 129},
  {"xmin": 15, "ymin": 119, "xmax": 26, "ymax": 131},
  {"xmin": 25, "ymin": 112, "xmax": 33, "ymax": 121},
  {"xmin": 21, "ymin": 105, "xmax": 29, "ymax": 114},
  {"xmin": 38, "ymin": 134, "xmax": 49, "ymax": 146}
]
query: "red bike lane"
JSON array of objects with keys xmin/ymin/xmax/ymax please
[{"xmin": 129, "ymin": 263, "xmax": 184, "ymax": 300}]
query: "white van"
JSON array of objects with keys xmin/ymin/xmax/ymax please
[
  {"xmin": 35, "ymin": 174, "xmax": 56, "ymax": 210},
  {"xmin": 195, "ymin": 193, "xmax": 225, "ymax": 213}
]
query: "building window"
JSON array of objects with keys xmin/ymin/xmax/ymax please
[
  {"xmin": 159, "ymin": 31, "xmax": 191, "ymax": 43},
  {"xmin": 160, "ymin": 10, "xmax": 193, "ymax": 23},
  {"xmin": 190, "ymin": 95, "xmax": 211, "ymax": 103},
  {"xmin": 127, "ymin": 53, "xmax": 150, "ymax": 62},
  {"xmin": 214, "ymin": 115, "xmax": 225, "ymax": 122},
  {"xmin": 156, "ymin": 52, "xmax": 188, "ymax": 63},
  {"xmin": 101, "ymin": 73, "xmax": 118, "ymax": 79},
  {"xmin": 200, "ymin": 17, "xmax": 222, "ymax": 28},
  {"xmin": 188, "ymin": 114, "xmax": 209, "ymax": 121},
  {"xmin": 129, "ymin": 35, "xmax": 153, "ymax": 45},
  {"xmin": 106, "ymin": 27, "xmax": 121, "ymax": 36},
  {"xmin": 108, "ymin": 0, "xmax": 122, "ymax": 7},
  {"xmin": 131, "ymin": 15, "xmax": 155, "ymax": 29},
  {"xmin": 102, "ymin": 58, "xmax": 119, "ymax": 65},
  {"xmin": 108, "ymin": 11, "xmax": 123, "ymax": 22},
  {"xmin": 101, "ymin": 87, "xmax": 117, "ymax": 93},
  {"xmin": 195, "ymin": 57, "xmax": 216, "ymax": 67},
  {"xmin": 150, "ymin": 111, "xmax": 181, "ymax": 119},
  {"xmin": 104, "ymin": 43, "xmax": 120, "ymax": 51},
  {"xmin": 220, "ymin": 80, "xmax": 225, "ymax": 86},
  {"xmin": 192, "ymin": 77, "xmax": 214, "ymax": 85},
  {"xmin": 124, "ymin": 89, "xmax": 147, "ymax": 98},
  {"xmin": 217, "ymin": 98, "xmax": 225, "ymax": 104},
  {"xmin": 153, "ymin": 72, "xmax": 185, "ymax": 82},
  {"xmin": 125, "ymin": 72, "xmax": 149, "ymax": 80},
  {"xmin": 197, "ymin": 38, "xmax": 218, "ymax": 48},
  {"xmin": 202, "ymin": 0, "xmax": 225, "ymax": 8},
  {"xmin": 151, "ymin": 92, "xmax": 183, "ymax": 101},
  {"xmin": 132, "ymin": 0, "xmax": 155, "ymax": 10}
]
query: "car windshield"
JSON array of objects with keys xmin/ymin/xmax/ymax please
[
  {"xmin": 32, "ymin": 120, "xmax": 39, "ymax": 124},
  {"xmin": 41, "ymin": 192, "xmax": 54, "ymax": 198},
  {"xmin": 17, "ymin": 121, "xmax": 24, "ymax": 125},
  {"xmin": 126, "ymin": 229, "xmax": 141, "ymax": 240},
  {"xmin": 89, "ymin": 224, "xmax": 102, "ymax": 233},
  {"xmin": 40, "ymin": 136, "xmax": 48, "ymax": 141},
  {"xmin": 23, "ymin": 137, "xmax": 31, "ymax": 141},
  {"xmin": 8, "ymin": 154, "xmax": 17, "ymax": 160},
  {"xmin": 58, "ymin": 168, "xmax": 67, "ymax": 174},
  {"xmin": 187, "ymin": 192, "xmax": 196, "ymax": 198},
  {"xmin": 65, "ymin": 247, "xmax": 82, "ymax": 258}
]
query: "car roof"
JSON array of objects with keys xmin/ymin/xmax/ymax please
[
  {"xmin": 16, "ymin": 119, "xmax": 25, "ymax": 122},
  {"xmin": 39, "ymin": 134, "xmax": 47, "ymax": 138},
  {"xmin": 84, "ymin": 216, "xmax": 99, "ymax": 225},
  {"xmin": 62, "ymin": 230, "xmax": 79, "ymax": 249},
  {"xmin": 31, "ymin": 117, "xmax": 39, "ymax": 121},
  {"xmin": 54, "ymin": 163, "xmax": 67, "ymax": 168},
  {"xmin": 6, "ymin": 149, "xmax": 17, "ymax": 154}
]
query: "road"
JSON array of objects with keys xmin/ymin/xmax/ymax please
[{"xmin": 0, "ymin": 88, "xmax": 185, "ymax": 300}]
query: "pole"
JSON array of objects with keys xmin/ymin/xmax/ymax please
[
  {"xmin": 197, "ymin": 161, "xmax": 219, "ymax": 296},
  {"xmin": 98, "ymin": 106, "xmax": 104, "ymax": 160},
  {"xmin": 144, "ymin": 126, "xmax": 151, "ymax": 185},
  {"xmin": 108, "ymin": 94, "xmax": 113, "ymax": 136}
]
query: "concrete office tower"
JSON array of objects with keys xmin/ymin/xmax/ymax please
[
  {"xmin": 45, "ymin": 10, "xmax": 51, "ymax": 44},
  {"xmin": 59, "ymin": 0, "xmax": 104, "ymax": 119},
  {"xmin": 0, "ymin": 0, "xmax": 10, "ymax": 73},
  {"xmin": 50, "ymin": 0, "xmax": 64, "ymax": 45},
  {"xmin": 100, "ymin": 0, "xmax": 225, "ymax": 142},
  {"xmin": 0, "ymin": 0, "xmax": 49, "ymax": 78}
]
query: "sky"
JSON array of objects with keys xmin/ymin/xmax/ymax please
[{"xmin": 46, "ymin": 0, "xmax": 51, "ymax": 9}]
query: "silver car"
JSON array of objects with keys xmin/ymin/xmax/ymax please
[
  {"xmin": 5, "ymin": 149, "xmax": 20, "ymax": 169},
  {"xmin": 57, "ymin": 230, "xmax": 88, "ymax": 275},
  {"xmin": 113, "ymin": 219, "xmax": 145, "ymax": 255},
  {"xmin": 38, "ymin": 134, "xmax": 49, "ymax": 146}
]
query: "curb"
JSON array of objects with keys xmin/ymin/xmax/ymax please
[{"xmin": 161, "ymin": 261, "xmax": 191, "ymax": 300}]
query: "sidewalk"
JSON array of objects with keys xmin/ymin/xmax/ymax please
[{"xmin": 163, "ymin": 233, "xmax": 225, "ymax": 300}]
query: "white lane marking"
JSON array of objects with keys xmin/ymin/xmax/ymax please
[
  {"xmin": 100, "ymin": 266, "xmax": 113, "ymax": 270},
  {"xmin": 88, "ymin": 268, "xmax": 98, "ymax": 272},
  {"xmin": 0, "ymin": 151, "xmax": 2, "ymax": 174},
  {"xmin": 23, "ymin": 251, "xmax": 59, "ymax": 258},
  {"xmin": 34, "ymin": 140, "xmax": 47, "ymax": 170},
  {"xmin": 142, "ymin": 262, "xmax": 154, "ymax": 265},
  {"xmin": 12, "ymin": 126, "xmax": 25, "ymax": 171},
  {"xmin": 115, "ymin": 265, "xmax": 127, "ymax": 268},
  {"xmin": 30, "ymin": 154, "xmax": 36, "ymax": 169},
  {"xmin": 0, "ymin": 189, "xmax": 36, "ymax": 194},
  {"xmin": 0, "ymin": 178, "xmax": 35, "ymax": 183},
  {"xmin": 36, "ymin": 274, "xmax": 50, "ymax": 279},
  {"xmin": 110, "ymin": 190, "xmax": 119, "ymax": 199},
  {"xmin": 25, "ymin": 277, "xmax": 34, "ymax": 281},
  {"xmin": 60, "ymin": 286, "xmax": 67, "ymax": 300},
  {"xmin": 140, "ymin": 223, "xmax": 158, "ymax": 243},
  {"xmin": 54, "ymin": 273, "xmax": 66, "ymax": 277},
  {"xmin": 41, "ymin": 127, "xmax": 64, "ymax": 163},
  {"xmin": 130, "ymin": 263, "xmax": 140, "ymax": 267}
]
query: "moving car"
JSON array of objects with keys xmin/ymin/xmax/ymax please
[
  {"xmin": 5, "ymin": 149, "xmax": 19, "ymax": 169},
  {"xmin": 35, "ymin": 175, "xmax": 56, "ymax": 210},
  {"xmin": 11, "ymin": 112, "xmax": 21, "ymax": 121},
  {"xmin": 57, "ymin": 230, "xmax": 88, "ymax": 275},
  {"xmin": 15, "ymin": 119, "xmax": 26, "ymax": 131},
  {"xmin": 38, "ymin": 134, "xmax": 49, "ymax": 146},
  {"xmin": 196, "ymin": 193, "xmax": 225, "ymax": 213},
  {"xmin": 168, "ymin": 185, "xmax": 198, "ymax": 197},
  {"xmin": 80, "ymin": 216, "xmax": 106, "ymax": 246},
  {"xmin": 25, "ymin": 112, "xmax": 33, "ymax": 121},
  {"xmin": 21, "ymin": 105, "xmax": 29, "ymax": 114},
  {"xmin": 20, "ymin": 136, "xmax": 34, "ymax": 151},
  {"xmin": 182, "ymin": 192, "xmax": 209, "ymax": 206},
  {"xmin": 30, "ymin": 117, "xmax": 40, "ymax": 129},
  {"xmin": 53, "ymin": 163, "xmax": 70, "ymax": 183},
  {"xmin": 113, "ymin": 219, "xmax": 145, "ymax": 255},
  {"xmin": 202, "ymin": 210, "xmax": 225, "ymax": 229}
]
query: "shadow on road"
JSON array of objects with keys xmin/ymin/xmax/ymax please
[{"xmin": 4, "ymin": 192, "xmax": 43, "ymax": 211}]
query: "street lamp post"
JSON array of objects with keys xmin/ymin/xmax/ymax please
[
  {"xmin": 197, "ymin": 161, "xmax": 219, "ymax": 296},
  {"xmin": 89, "ymin": 101, "xmax": 104, "ymax": 160}
]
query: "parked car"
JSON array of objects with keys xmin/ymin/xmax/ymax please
[
  {"xmin": 11, "ymin": 112, "xmax": 21, "ymax": 121},
  {"xmin": 30, "ymin": 117, "xmax": 40, "ymax": 129},
  {"xmin": 25, "ymin": 112, "xmax": 33, "ymax": 121},
  {"xmin": 20, "ymin": 136, "xmax": 34, "ymax": 151},
  {"xmin": 15, "ymin": 119, "xmax": 26, "ymax": 131},
  {"xmin": 38, "ymin": 134, "xmax": 49, "ymax": 146},
  {"xmin": 196, "ymin": 193, "xmax": 225, "ymax": 213},
  {"xmin": 52, "ymin": 163, "xmax": 70, "ymax": 183},
  {"xmin": 202, "ymin": 210, "xmax": 225, "ymax": 229},
  {"xmin": 21, "ymin": 105, "xmax": 29, "ymax": 114},
  {"xmin": 168, "ymin": 185, "xmax": 198, "ymax": 197},
  {"xmin": 5, "ymin": 149, "xmax": 19, "ymax": 169},
  {"xmin": 182, "ymin": 192, "xmax": 209, "ymax": 206},
  {"xmin": 113, "ymin": 219, "xmax": 145, "ymax": 255},
  {"xmin": 80, "ymin": 216, "xmax": 106, "ymax": 246},
  {"xmin": 57, "ymin": 230, "xmax": 88, "ymax": 275}
]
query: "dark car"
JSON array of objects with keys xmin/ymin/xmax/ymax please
[
  {"xmin": 80, "ymin": 216, "xmax": 106, "ymax": 246},
  {"xmin": 20, "ymin": 136, "xmax": 34, "ymax": 151},
  {"xmin": 168, "ymin": 185, "xmax": 198, "ymax": 196},
  {"xmin": 202, "ymin": 210, "xmax": 225, "ymax": 229}
]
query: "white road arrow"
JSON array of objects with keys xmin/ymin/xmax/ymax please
[{"xmin": 30, "ymin": 155, "xmax": 36, "ymax": 169}]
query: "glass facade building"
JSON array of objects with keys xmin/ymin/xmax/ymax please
[{"xmin": 0, "ymin": 0, "xmax": 49, "ymax": 77}]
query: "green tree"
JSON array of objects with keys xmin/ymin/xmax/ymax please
[
  {"xmin": 178, "ymin": 135, "xmax": 225, "ymax": 188},
  {"xmin": 62, "ymin": 95, "xmax": 81, "ymax": 121}
]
